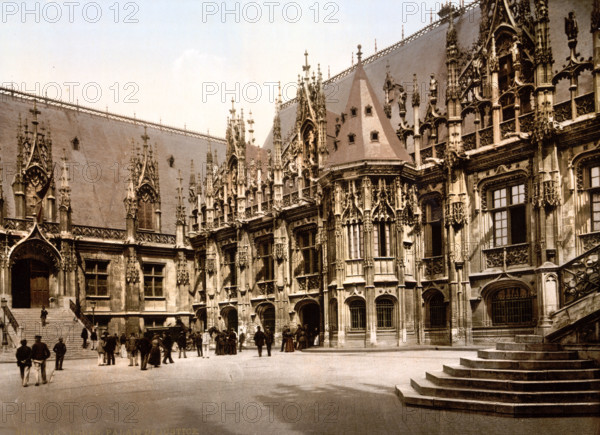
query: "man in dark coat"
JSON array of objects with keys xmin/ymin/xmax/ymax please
[
  {"xmin": 53, "ymin": 337, "xmax": 67, "ymax": 370},
  {"xmin": 81, "ymin": 328, "xmax": 88, "ymax": 348},
  {"xmin": 228, "ymin": 329, "xmax": 237, "ymax": 355},
  {"xmin": 177, "ymin": 330, "xmax": 187, "ymax": 359},
  {"xmin": 40, "ymin": 306, "xmax": 48, "ymax": 327},
  {"xmin": 194, "ymin": 332, "xmax": 203, "ymax": 357},
  {"xmin": 137, "ymin": 333, "xmax": 152, "ymax": 370},
  {"xmin": 253, "ymin": 326, "xmax": 266, "ymax": 357},
  {"xmin": 31, "ymin": 335, "xmax": 51, "ymax": 386},
  {"xmin": 104, "ymin": 333, "xmax": 116, "ymax": 365},
  {"xmin": 16, "ymin": 339, "xmax": 32, "ymax": 387},
  {"xmin": 265, "ymin": 327, "xmax": 274, "ymax": 357},
  {"xmin": 162, "ymin": 333, "xmax": 174, "ymax": 364}
]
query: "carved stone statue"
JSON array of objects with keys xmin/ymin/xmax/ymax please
[
  {"xmin": 397, "ymin": 84, "xmax": 407, "ymax": 114},
  {"xmin": 564, "ymin": 11, "xmax": 578, "ymax": 42},
  {"xmin": 429, "ymin": 73, "xmax": 438, "ymax": 103}
]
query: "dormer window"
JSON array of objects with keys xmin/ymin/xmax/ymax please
[
  {"xmin": 370, "ymin": 131, "xmax": 379, "ymax": 142},
  {"xmin": 348, "ymin": 133, "xmax": 356, "ymax": 145},
  {"xmin": 350, "ymin": 107, "xmax": 358, "ymax": 117},
  {"xmin": 365, "ymin": 105, "xmax": 373, "ymax": 116},
  {"xmin": 71, "ymin": 137, "xmax": 79, "ymax": 150}
]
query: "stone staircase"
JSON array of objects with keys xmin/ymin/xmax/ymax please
[
  {"xmin": 396, "ymin": 335, "xmax": 600, "ymax": 417},
  {"xmin": 0, "ymin": 307, "xmax": 96, "ymax": 362}
]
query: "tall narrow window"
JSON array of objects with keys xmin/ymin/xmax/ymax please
[
  {"xmin": 590, "ymin": 166, "xmax": 600, "ymax": 232},
  {"xmin": 138, "ymin": 200, "xmax": 154, "ymax": 230},
  {"xmin": 257, "ymin": 239, "xmax": 274, "ymax": 281},
  {"xmin": 298, "ymin": 230, "xmax": 319, "ymax": 275},
  {"xmin": 491, "ymin": 184, "xmax": 526, "ymax": 247},
  {"xmin": 424, "ymin": 199, "xmax": 443, "ymax": 257},
  {"xmin": 347, "ymin": 223, "xmax": 363, "ymax": 259},
  {"xmin": 429, "ymin": 292, "xmax": 446, "ymax": 328},
  {"xmin": 223, "ymin": 246, "xmax": 237, "ymax": 288},
  {"xmin": 85, "ymin": 261, "xmax": 109, "ymax": 297},
  {"xmin": 373, "ymin": 221, "xmax": 392, "ymax": 257},
  {"xmin": 143, "ymin": 264, "xmax": 164, "ymax": 298}
]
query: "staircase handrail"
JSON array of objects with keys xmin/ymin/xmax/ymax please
[
  {"xmin": 2, "ymin": 304, "xmax": 20, "ymax": 332},
  {"xmin": 558, "ymin": 243, "xmax": 600, "ymax": 306},
  {"xmin": 69, "ymin": 300, "xmax": 94, "ymax": 331}
]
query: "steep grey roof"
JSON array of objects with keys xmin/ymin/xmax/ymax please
[{"xmin": 0, "ymin": 92, "xmax": 226, "ymax": 234}]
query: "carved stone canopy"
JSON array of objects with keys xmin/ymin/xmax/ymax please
[{"xmin": 9, "ymin": 223, "xmax": 62, "ymax": 270}]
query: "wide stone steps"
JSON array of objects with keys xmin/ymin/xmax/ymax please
[
  {"xmin": 1, "ymin": 308, "xmax": 96, "ymax": 362},
  {"xmin": 396, "ymin": 335, "xmax": 600, "ymax": 417},
  {"xmin": 426, "ymin": 371, "xmax": 600, "ymax": 391},
  {"xmin": 442, "ymin": 364, "xmax": 600, "ymax": 381}
]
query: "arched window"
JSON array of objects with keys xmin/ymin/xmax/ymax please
[
  {"xmin": 349, "ymin": 299, "xmax": 366, "ymax": 331},
  {"xmin": 329, "ymin": 299, "xmax": 338, "ymax": 332},
  {"xmin": 428, "ymin": 292, "xmax": 446, "ymax": 328},
  {"xmin": 376, "ymin": 298, "xmax": 394, "ymax": 329},
  {"xmin": 490, "ymin": 286, "xmax": 533, "ymax": 326}
]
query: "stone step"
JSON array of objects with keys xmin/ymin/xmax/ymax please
[
  {"xmin": 396, "ymin": 386, "xmax": 600, "ymax": 417},
  {"xmin": 410, "ymin": 378, "xmax": 600, "ymax": 403},
  {"xmin": 514, "ymin": 335, "xmax": 544, "ymax": 344},
  {"xmin": 426, "ymin": 371, "xmax": 600, "ymax": 391},
  {"xmin": 459, "ymin": 357, "xmax": 596, "ymax": 371},
  {"xmin": 443, "ymin": 364, "xmax": 600, "ymax": 381},
  {"xmin": 478, "ymin": 349, "xmax": 579, "ymax": 361},
  {"xmin": 496, "ymin": 342, "xmax": 562, "ymax": 352}
]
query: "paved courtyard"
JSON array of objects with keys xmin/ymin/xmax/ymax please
[{"xmin": 0, "ymin": 349, "xmax": 598, "ymax": 435}]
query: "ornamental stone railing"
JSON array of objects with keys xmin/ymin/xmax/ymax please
[
  {"xmin": 575, "ymin": 93, "xmax": 595, "ymax": 117},
  {"xmin": 136, "ymin": 231, "xmax": 176, "ymax": 245},
  {"xmin": 73, "ymin": 225, "xmax": 126, "ymax": 240},
  {"xmin": 256, "ymin": 280, "xmax": 275, "ymax": 295},
  {"xmin": 483, "ymin": 243, "xmax": 529, "ymax": 268},
  {"xmin": 422, "ymin": 256, "xmax": 445, "ymax": 277},
  {"xmin": 297, "ymin": 274, "xmax": 320, "ymax": 291},
  {"xmin": 560, "ymin": 243, "xmax": 600, "ymax": 306}
]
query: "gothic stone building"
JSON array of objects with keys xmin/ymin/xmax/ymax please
[{"xmin": 1, "ymin": 0, "xmax": 600, "ymax": 348}]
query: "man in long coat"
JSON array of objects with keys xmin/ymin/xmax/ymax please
[{"xmin": 253, "ymin": 326, "xmax": 266, "ymax": 357}]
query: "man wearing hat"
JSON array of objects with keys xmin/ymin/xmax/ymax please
[
  {"xmin": 31, "ymin": 335, "xmax": 51, "ymax": 386},
  {"xmin": 53, "ymin": 337, "xmax": 67, "ymax": 370},
  {"xmin": 16, "ymin": 339, "xmax": 32, "ymax": 387}
]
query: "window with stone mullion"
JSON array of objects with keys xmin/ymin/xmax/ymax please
[{"xmin": 590, "ymin": 166, "xmax": 600, "ymax": 232}]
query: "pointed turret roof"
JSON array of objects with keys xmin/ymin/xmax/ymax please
[{"xmin": 327, "ymin": 46, "xmax": 413, "ymax": 167}]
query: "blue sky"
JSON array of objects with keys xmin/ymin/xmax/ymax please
[{"xmin": 0, "ymin": 0, "xmax": 469, "ymax": 144}]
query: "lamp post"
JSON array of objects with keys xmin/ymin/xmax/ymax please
[
  {"xmin": 1, "ymin": 298, "xmax": 8, "ymax": 349},
  {"xmin": 90, "ymin": 300, "xmax": 97, "ymax": 329}
]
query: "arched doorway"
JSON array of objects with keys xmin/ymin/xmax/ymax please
[
  {"xmin": 256, "ymin": 303, "xmax": 276, "ymax": 332},
  {"xmin": 195, "ymin": 308, "xmax": 207, "ymax": 332},
  {"xmin": 12, "ymin": 259, "xmax": 50, "ymax": 308},
  {"xmin": 296, "ymin": 300, "xmax": 320, "ymax": 344},
  {"xmin": 221, "ymin": 306, "xmax": 238, "ymax": 332}
]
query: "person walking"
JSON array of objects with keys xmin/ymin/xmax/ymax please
[
  {"xmin": 31, "ymin": 335, "xmax": 50, "ymax": 386},
  {"xmin": 202, "ymin": 330, "xmax": 210, "ymax": 358},
  {"xmin": 265, "ymin": 327, "xmax": 274, "ymax": 357},
  {"xmin": 90, "ymin": 328, "xmax": 98, "ymax": 350},
  {"xmin": 16, "ymin": 339, "xmax": 32, "ymax": 387},
  {"xmin": 194, "ymin": 332, "xmax": 203, "ymax": 357},
  {"xmin": 238, "ymin": 327, "xmax": 246, "ymax": 353},
  {"xmin": 137, "ymin": 333, "xmax": 152, "ymax": 370},
  {"xmin": 177, "ymin": 330, "xmax": 187, "ymax": 359},
  {"xmin": 253, "ymin": 326, "xmax": 266, "ymax": 357},
  {"xmin": 104, "ymin": 333, "xmax": 116, "ymax": 365},
  {"xmin": 96, "ymin": 337, "xmax": 106, "ymax": 366},
  {"xmin": 162, "ymin": 333, "xmax": 174, "ymax": 364},
  {"xmin": 53, "ymin": 337, "xmax": 66, "ymax": 370},
  {"xmin": 81, "ymin": 328, "xmax": 88, "ymax": 348},
  {"xmin": 127, "ymin": 333, "xmax": 139, "ymax": 366},
  {"xmin": 40, "ymin": 306, "xmax": 48, "ymax": 327}
]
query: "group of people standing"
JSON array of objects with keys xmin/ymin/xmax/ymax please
[{"xmin": 15, "ymin": 335, "xmax": 67, "ymax": 387}]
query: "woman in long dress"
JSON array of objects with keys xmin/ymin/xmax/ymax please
[
  {"xmin": 148, "ymin": 335, "xmax": 161, "ymax": 368},
  {"xmin": 284, "ymin": 328, "xmax": 295, "ymax": 352}
]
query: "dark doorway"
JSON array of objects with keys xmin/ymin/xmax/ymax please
[
  {"xmin": 223, "ymin": 308, "xmax": 238, "ymax": 332},
  {"xmin": 196, "ymin": 308, "xmax": 207, "ymax": 331},
  {"xmin": 258, "ymin": 304, "xmax": 276, "ymax": 332},
  {"xmin": 12, "ymin": 259, "xmax": 50, "ymax": 308},
  {"xmin": 298, "ymin": 302, "xmax": 320, "ymax": 342}
]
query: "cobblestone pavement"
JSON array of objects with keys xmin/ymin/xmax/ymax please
[{"xmin": 0, "ymin": 349, "xmax": 599, "ymax": 434}]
